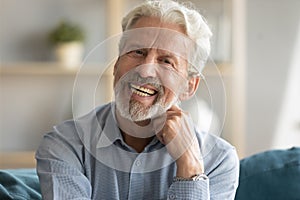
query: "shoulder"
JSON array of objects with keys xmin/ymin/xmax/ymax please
[
  {"xmin": 53, "ymin": 103, "xmax": 112, "ymax": 136},
  {"xmin": 36, "ymin": 103, "xmax": 112, "ymax": 161}
]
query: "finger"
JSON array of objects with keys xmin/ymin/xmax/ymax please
[
  {"xmin": 166, "ymin": 106, "xmax": 189, "ymax": 118},
  {"xmin": 167, "ymin": 104, "xmax": 181, "ymax": 112}
]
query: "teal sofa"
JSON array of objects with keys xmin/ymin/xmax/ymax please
[
  {"xmin": 235, "ymin": 147, "xmax": 300, "ymax": 200},
  {"xmin": 0, "ymin": 147, "xmax": 299, "ymax": 200},
  {"xmin": 0, "ymin": 169, "xmax": 41, "ymax": 199}
]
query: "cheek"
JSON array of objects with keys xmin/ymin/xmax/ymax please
[
  {"xmin": 113, "ymin": 62, "xmax": 127, "ymax": 86},
  {"xmin": 162, "ymin": 87, "xmax": 178, "ymax": 103},
  {"xmin": 177, "ymin": 59, "xmax": 189, "ymax": 77},
  {"xmin": 114, "ymin": 57, "xmax": 137, "ymax": 77},
  {"xmin": 113, "ymin": 68, "xmax": 121, "ymax": 87}
]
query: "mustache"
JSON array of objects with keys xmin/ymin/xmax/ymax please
[{"xmin": 121, "ymin": 73, "xmax": 163, "ymax": 92}]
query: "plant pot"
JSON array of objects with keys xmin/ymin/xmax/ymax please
[{"xmin": 54, "ymin": 41, "xmax": 84, "ymax": 69}]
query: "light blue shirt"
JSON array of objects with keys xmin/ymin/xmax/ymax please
[{"xmin": 36, "ymin": 103, "xmax": 239, "ymax": 199}]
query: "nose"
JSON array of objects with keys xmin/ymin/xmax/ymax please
[
  {"xmin": 138, "ymin": 63, "xmax": 157, "ymax": 78},
  {"xmin": 138, "ymin": 51, "xmax": 157, "ymax": 78}
]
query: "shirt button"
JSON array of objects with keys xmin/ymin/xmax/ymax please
[
  {"xmin": 135, "ymin": 160, "xmax": 141, "ymax": 166},
  {"xmin": 169, "ymin": 194, "xmax": 176, "ymax": 199}
]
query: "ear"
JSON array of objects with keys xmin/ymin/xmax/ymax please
[{"xmin": 179, "ymin": 76, "xmax": 200, "ymax": 101}]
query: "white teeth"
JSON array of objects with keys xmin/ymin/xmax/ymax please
[
  {"xmin": 130, "ymin": 84, "xmax": 156, "ymax": 95},
  {"xmin": 131, "ymin": 88, "xmax": 151, "ymax": 96}
]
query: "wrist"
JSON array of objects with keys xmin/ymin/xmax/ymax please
[
  {"xmin": 176, "ymin": 158, "xmax": 204, "ymax": 178},
  {"xmin": 174, "ymin": 173, "xmax": 208, "ymax": 182}
]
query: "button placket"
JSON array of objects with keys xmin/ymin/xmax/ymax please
[
  {"xmin": 128, "ymin": 156, "xmax": 145, "ymax": 200},
  {"xmin": 132, "ymin": 155, "xmax": 144, "ymax": 172},
  {"xmin": 169, "ymin": 194, "xmax": 176, "ymax": 199},
  {"xmin": 135, "ymin": 159, "xmax": 141, "ymax": 167}
]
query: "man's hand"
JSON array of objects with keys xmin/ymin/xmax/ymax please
[{"xmin": 156, "ymin": 105, "xmax": 204, "ymax": 178}]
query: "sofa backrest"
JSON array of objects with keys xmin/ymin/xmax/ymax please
[
  {"xmin": 235, "ymin": 147, "xmax": 300, "ymax": 200},
  {"xmin": 0, "ymin": 168, "xmax": 41, "ymax": 200}
]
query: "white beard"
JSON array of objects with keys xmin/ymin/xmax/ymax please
[
  {"xmin": 115, "ymin": 86, "xmax": 173, "ymax": 122},
  {"xmin": 128, "ymin": 98, "xmax": 167, "ymax": 121},
  {"xmin": 114, "ymin": 81, "xmax": 180, "ymax": 122}
]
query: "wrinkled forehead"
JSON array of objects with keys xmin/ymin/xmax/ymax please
[{"xmin": 119, "ymin": 27, "xmax": 196, "ymax": 59}]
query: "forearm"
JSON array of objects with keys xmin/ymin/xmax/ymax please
[{"xmin": 175, "ymin": 149, "xmax": 204, "ymax": 178}]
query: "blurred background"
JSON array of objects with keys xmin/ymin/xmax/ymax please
[{"xmin": 1, "ymin": 0, "xmax": 300, "ymax": 168}]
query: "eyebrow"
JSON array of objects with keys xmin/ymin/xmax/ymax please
[
  {"xmin": 156, "ymin": 49, "xmax": 184, "ymax": 61},
  {"xmin": 121, "ymin": 39, "xmax": 186, "ymax": 61}
]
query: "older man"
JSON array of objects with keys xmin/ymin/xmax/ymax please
[{"xmin": 36, "ymin": 0, "xmax": 239, "ymax": 199}]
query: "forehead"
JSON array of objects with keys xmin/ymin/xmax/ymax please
[
  {"xmin": 131, "ymin": 16, "xmax": 185, "ymax": 32},
  {"xmin": 119, "ymin": 17, "xmax": 200, "ymax": 69},
  {"xmin": 120, "ymin": 27, "xmax": 196, "ymax": 60},
  {"xmin": 126, "ymin": 17, "xmax": 185, "ymax": 50}
]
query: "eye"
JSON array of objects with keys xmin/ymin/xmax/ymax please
[
  {"xmin": 159, "ymin": 57, "xmax": 174, "ymax": 67},
  {"xmin": 162, "ymin": 58, "xmax": 172, "ymax": 65},
  {"xmin": 158, "ymin": 57, "xmax": 180, "ymax": 72},
  {"xmin": 127, "ymin": 49, "xmax": 146, "ymax": 57},
  {"xmin": 134, "ymin": 49, "xmax": 145, "ymax": 55}
]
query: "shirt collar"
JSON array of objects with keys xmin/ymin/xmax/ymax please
[{"xmin": 96, "ymin": 104, "xmax": 123, "ymax": 148}]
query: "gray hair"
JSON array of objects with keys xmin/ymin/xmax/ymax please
[{"xmin": 121, "ymin": 0, "xmax": 212, "ymax": 76}]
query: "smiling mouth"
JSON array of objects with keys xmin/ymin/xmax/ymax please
[{"xmin": 130, "ymin": 83, "xmax": 158, "ymax": 97}]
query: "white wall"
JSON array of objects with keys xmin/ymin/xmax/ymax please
[
  {"xmin": 0, "ymin": 74, "xmax": 74, "ymax": 151},
  {"xmin": 245, "ymin": 0, "xmax": 300, "ymax": 156},
  {"xmin": 0, "ymin": 0, "xmax": 107, "ymax": 63},
  {"xmin": 0, "ymin": 71, "xmax": 112, "ymax": 151}
]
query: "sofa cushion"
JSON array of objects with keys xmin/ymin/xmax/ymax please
[
  {"xmin": 1, "ymin": 148, "xmax": 299, "ymax": 200},
  {"xmin": 235, "ymin": 147, "xmax": 300, "ymax": 200},
  {"xmin": 0, "ymin": 168, "xmax": 41, "ymax": 200}
]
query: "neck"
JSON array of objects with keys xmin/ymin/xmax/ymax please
[
  {"xmin": 121, "ymin": 130, "xmax": 154, "ymax": 153},
  {"xmin": 115, "ymin": 109, "xmax": 155, "ymax": 152}
]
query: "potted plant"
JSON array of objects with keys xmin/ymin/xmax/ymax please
[{"xmin": 49, "ymin": 21, "xmax": 85, "ymax": 68}]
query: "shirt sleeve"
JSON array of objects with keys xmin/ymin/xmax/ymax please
[
  {"xmin": 36, "ymin": 127, "xmax": 92, "ymax": 200},
  {"xmin": 167, "ymin": 179, "xmax": 209, "ymax": 199},
  {"xmin": 209, "ymin": 147, "xmax": 239, "ymax": 200},
  {"xmin": 167, "ymin": 147, "xmax": 239, "ymax": 200}
]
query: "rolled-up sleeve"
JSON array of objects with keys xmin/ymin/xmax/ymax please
[
  {"xmin": 168, "ymin": 179, "xmax": 209, "ymax": 199},
  {"xmin": 167, "ymin": 147, "xmax": 239, "ymax": 200}
]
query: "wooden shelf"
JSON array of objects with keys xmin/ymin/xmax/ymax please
[
  {"xmin": 0, "ymin": 151, "xmax": 36, "ymax": 169},
  {"xmin": 1, "ymin": 62, "xmax": 231, "ymax": 77},
  {"xmin": 0, "ymin": 62, "xmax": 113, "ymax": 76}
]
